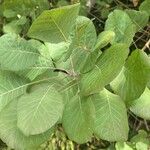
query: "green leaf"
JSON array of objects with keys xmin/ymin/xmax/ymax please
[
  {"xmin": 115, "ymin": 142, "xmax": 133, "ymax": 150},
  {"xmin": 0, "ymin": 99, "xmax": 54, "ymax": 150},
  {"xmin": 130, "ymin": 88, "xmax": 150, "ymax": 120},
  {"xmin": 80, "ymin": 44, "xmax": 129, "ymax": 96},
  {"xmin": 17, "ymin": 40, "xmax": 54, "ymax": 81},
  {"xmin": 62, "ymin": 95, "xmax": 95, "ymax": 143},
  {"xmin": 28, "ymin": 4, "xmax": 80, "ymax": 43},
  {"xmin": 131, "ymin": 130, "xmax": 150, "ymax": 144},
  {"xmin": 18, "ymin": 56, "xmax": 54, "ymax": 81},
  {"xmin": 3, "ymin": 22, "xmax": 22, "ymax": 34},
  {"xmin": 78, "ymin": 31, "xmax": 115, "ymax": 73},
  {"xmin": 81, "ymin": 49, "xmax": 102, "ymax": 73},
  {"xmin": 63, "ymin": 16, "xmax": 97, "ymax": 73},
  {"xmin": 3, "ymin": 16, "xmax": 27, "ymax": 34},
  {"xmin": 111, "ymin": 50, "xmax": 150, "ymax": 103},
  {"xmin": 78, "ymin": 30, "xmax": 115, "ymax": 73},
  {"xmin": 3, "ymin": 9, "xmax": 17, "ymax": 18},
  {"xmin": 0, "ymin": 34, "xmax": 39, "ymax": 71},
  {"xmin": 69, "ymin": 16, "xmax": 97, "ymax": 55},
  {"xmin": 92, "ymin": 89, "xmax": 129, "ymax": 141},
  {"xmin": 130, "ymin": 130, "xmax": 150, "ymax": 150},
  {"xmin": 105, "ymin": 10, "xmax": 136, "ymax": 46},
  {"xmin": 139, "ymin": 0, "xmax": 150, "ymax": 16},
  {"xmin": 94, "ymin": 31, "xmax": 115, "ymax": 50},
  {"xmin": 45, "ymin": 42, "xmax": 70, "ymax": 61},
  {"xmin": 17, "ymin": 83, "xmax": 63, "ymax": 136},
  {"xmin": 125, "ymin": 9, "xmax": 149, "ymax": 31},
  {"xmin": 0, "ymin": 71, "xmax": 27, "ymax": 111},
  {"xmin": 17, "ymin": 39, "xmax": 55, "ymax": 81},
  {"xmin": 1, "ymin": 0, "xmax": 49, "ymax": 17},
  {"xmin": 80, "ymin": 67, "xmax": 103, "ymax": 95},
  {"xmin": 135, "ymin": 142, "xmax": 149, "ymax": 150}
]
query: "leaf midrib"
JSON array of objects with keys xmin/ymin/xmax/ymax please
[
  {"xmin": 0, "ymin": 77, "xmax": 58, "ymax": 98},
  {"xmin": 31, "ymin": 85, "xmax": 54, "ymax": 123},
  {"xmin": 49, "ymin": 14, "xmax": 68, "ymax": 42},
  {"xmin": 3, "ymin": 49, "xmax": 39, "ymax": 55},
  {"xmin": 105, "ymin": 91, "xmax": 116, "ymax": 140}
]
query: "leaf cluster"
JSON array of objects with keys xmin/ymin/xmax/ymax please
[{"xmin": 0, "ymin": 1, "xmax": 150, "ymax": 149}]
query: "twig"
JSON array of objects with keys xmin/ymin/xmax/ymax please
[
  {"xmin": 144, "ymin": 119, "xmax": 150, "ymax": 131},
  {"xmin": 88, "ymin": 12, "xmax": 105, "ymax": 24},
  {"xmin": 142, "ymin": 39, "xmax": 150, "ymax": 51},
  {"xmin": 136, "ymin": 121, "xmax": 142, "ymax": 131},
  {"xmin": 114, "ymin": 0, "xmax": 130, "ymax": 8}
]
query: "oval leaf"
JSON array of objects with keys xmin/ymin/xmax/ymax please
[
  {"xmin": 17, "ymin": 83, "xmax": 63, "ymax": 136},
  {"xmin": 0, "ymin": 99, "xmax": 53, "ymax": 150},
  {"xmin": 80, "ymin": 43, "xmax": 129, "ymax": 96},
  {"xmin": 28, "ymin": 4, "xmax": 80, "ymax": 43},
  {"xmin": 91, "ymin": 89, "xmax": 129, "ymax": 141},
  {"xmin": 111, "ymin": 50, "xmax": 150, "ymax": 103},
  {"xmin": 63, "ymin": 16, "xmax": 97, "ymax": 73},
  {"xmin": 94, "ymin": 30, "xmax": 115, "ymax": 50},
  {"xmin": 130, "ymin": 88, "xmax": 150, "ymax": 120},
  {"xmin": 62, "ymin": 95, "xmax": 95, "ymax": 143},
  {"xmin": 139, "ymin": 0, "xmax": 150, "ymax": 16},
  {"xmin": 105, "ymin": 10, "xmax": 136, "ymax": 46}
]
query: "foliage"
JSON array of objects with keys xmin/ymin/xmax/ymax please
[
  {"xmin": 115, "ymin": 130, "xmax": 150, "ymax": 150},
  {"xmin": 0, "ymin": 0, "xmax": 150, "ymax": 150}
]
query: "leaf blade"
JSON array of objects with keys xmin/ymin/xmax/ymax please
[
  {"xmin": 17, "ymin": 83, "xmax": 63, "ymax": 136},
  {"xmin": 80, "ymin": 43, "xmax": 129, "ymax": 95},
  {"xmin": 105, "ymin": 10, "xmax": 136, "ymax": 46},
  {"xmin": 92, "ymin": 89, "xmax": 129, "ymax": 141},
  {"xmin": 130, "ymin": 88, "xmax": 150, "ymax": 120},
  {"xmin": 28, "ymin": 4, "xmax": 80, "ymax": 43},
  {"xmin": 62, "ymin": 95, "xmax": 95, "ymax": 143},
  {"xmin": 0, "ymin": 71, "xmax": 27, "ymax": 111},
  {"xmin": 111, "ymin": 50, "xmax": 150, "ymax": 103},
  {"xmin": 0, "ymin": 99, "xmax": 53, "ymax": 150},
  {"xmin": 0, "ymin": 34, "xmax": 39, "ymax": 71}
]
